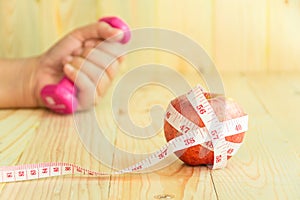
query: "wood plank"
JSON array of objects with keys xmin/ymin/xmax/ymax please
[
  {"xmin": 1, "ymin": 0, "xmax": 300, "ymax": 71},
  {"xmin": 212, "ymin": 114, "xmax": 300, "ymax": 199},
  {"xmin": 0, "ymin": 72, "xmax": 299, "ymax": 199},
  {"xmin": 210, "ymin": 72, "xmax": 300, "ymax": 199},
  {"xmin": 108, "ymin": 166, "xmax": 216, "ymax": 200},
  {"xmin": 0, "ymin": 109, "xmax": 42, "ymax": 192},
  {"xmin": 0, "ymin": 109, "xmax": 42, "ymax": 166},
  {"xmin": 213, "ymin": 0, "xmax": 268, "ymax": 71},
  {"xmin": 244, "ymin": 72, "xmax": 300, "ymax": 153},
  {"xmin": 268, "ymin": 0, "xmax": 300, "ymax": 71},
  {"xmin": 0, "ymin": 0, "xmax": 98, "ymax": 57},
  {"xmin": 0, "ymin": 96, "xmax": 118, "ymax": 199}
]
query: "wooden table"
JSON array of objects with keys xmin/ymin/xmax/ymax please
[{"xmin": 0, "ymin": 72, "xmax": 299, "ymax": 199}]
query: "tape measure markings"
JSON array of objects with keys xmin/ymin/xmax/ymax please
[
  {"xmin": 165, "ymin": 103, "xmax": 248, "ymax": 138},
  {"xmin": 165, "ymin": 95, "xmax": 247, "ymax": 158},
  {"xmin": 187, "ymin": 85, "xmax": 228, "ymax": 169}
]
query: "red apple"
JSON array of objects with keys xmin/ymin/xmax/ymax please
[{"xmin": 164, "ymin": 93, "xmax": 246, "ymax": 166}]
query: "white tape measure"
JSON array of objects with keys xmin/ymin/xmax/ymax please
[{"xmin": 0, "ymin": 85, "xmax": 248, "ymax": 183}]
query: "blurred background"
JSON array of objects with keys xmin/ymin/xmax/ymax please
[{"xmin": 0, "ymin": 0, "xmax": 299, "ymax": 72}]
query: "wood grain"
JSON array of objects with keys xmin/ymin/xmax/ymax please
[
  {"xmin": 1, "ymin": 72, "xmax": 299, "ymax": 199},
  {"xmin": 212, "ymin": 72, "xmax": 300, "ymax": 199},
  {"xmin": 1, "ymin": 0, "xmax": 300, "ymax": 71}
]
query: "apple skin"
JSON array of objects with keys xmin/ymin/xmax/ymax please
[{"xmin": 164, "ymin": 93, "xmax": 246, "ymax": 166}]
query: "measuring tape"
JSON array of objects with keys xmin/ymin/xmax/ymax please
[{"xmin": 0, "ymin": 85, "xmax": 248, "ymax": 183}]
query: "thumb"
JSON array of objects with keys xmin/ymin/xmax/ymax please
[{"xmin": 71, "ymin": 22, "xmax": 124, "ymax": 42}]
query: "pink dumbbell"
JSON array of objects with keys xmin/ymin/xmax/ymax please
[{"xmin": 40, "ymin": 17, "xmax": 131, "ymax": 114}]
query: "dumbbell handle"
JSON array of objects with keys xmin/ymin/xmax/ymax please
[{"xmin": 40, "ymin": 17, "xmax": 131, "ymax": 114}]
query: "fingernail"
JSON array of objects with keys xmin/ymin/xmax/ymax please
[
  {"xmin": 65, "ymin": 63, "xmax": 74, "ymax": 72},
  {"xmin": 108, "ymin": 30, "xmax": 124, "ymax": 42},
  {"xmin": 115, "ymin": 30, "xmax": 124, "ymax": 41}
]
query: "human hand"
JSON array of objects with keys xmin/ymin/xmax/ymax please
[{"xmin": 34, "ymin": 20, "xmax": 126, "ymax": 111}]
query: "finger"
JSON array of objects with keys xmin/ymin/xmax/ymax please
[
  {"xmin": 82, "ymin": 45, "xmax": 123, "ymax": 64},
  {"xmin": 69, "ymin": 56, "xmax": 84, "ymax": 70},
  {"xmin": 62, "ymin": 55, "xmax": 73, "ymax": 65},
  {"xmin": 105, "ymin": 60, "xmax": 120, "ymax": 80},
  {"xmin": 70, "ymin": 57, "xmax": 112, "ymax": 97},
  {"xmin": 81, "ymin": 47, "xmax": 121, "ymax": 79},
  {"xmin": 71, "ymin": 22, "xmax": 124, "ymax": 43},
  {"xmin": 63, "ymin": 63, "xmax": 96, "ymax": 110},
  {"xmin": 72, "ymin": 47, "xmax": 84, "ymax": 56},
  {"xmin": 61, "ymin": 45, "xmax": 85, "ymax": 64},
  {"xmin": 95, "ymin": 41, "xmax": 127, "ymax": 60},
  {"xmin": 84, "ymin": 39, "xmax": 102, "ymax": 48}
]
